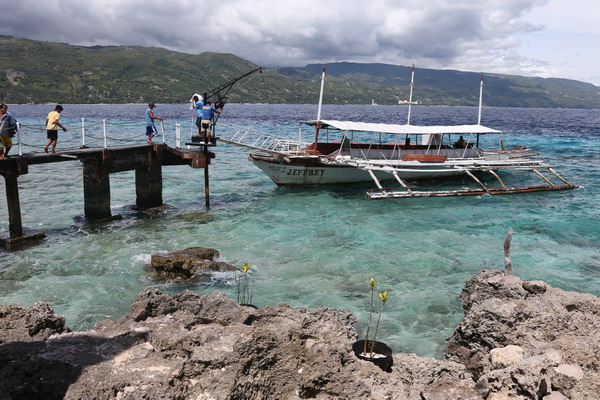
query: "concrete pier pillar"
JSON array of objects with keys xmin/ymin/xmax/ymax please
[
  {"xmin": 83, "ymin": 160, "xmax": 112, "ymax": 220},
  {"xmin": 135, "ymin": 155, "xmax": 163, "ymax": 209},
  {"xmin": 0, "ymin": 172, "xmax": 45, "ymax": 249},
  {"xmin": 4, "ymin": 173, "xmax": 23, "ymax": 237}
]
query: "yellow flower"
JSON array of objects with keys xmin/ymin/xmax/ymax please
[
  {"xmin": 369, "ymin": 277, "xmax": 376, "ymax": 289},
  {"xmin": 241, "ymin": 263, "xmax": 250, "ymax": 273},
  {"xmin": 379, "ymin": 291, "xmax": 388, "ymax": 303}
]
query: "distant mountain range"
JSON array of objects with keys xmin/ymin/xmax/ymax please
[{"xmin": 1, "ymin": 36, "xmax": 599, "ymax": 108}]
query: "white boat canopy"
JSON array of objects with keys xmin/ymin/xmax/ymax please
[{"xmin": 300, "ymin": 120, "xmax": 502, "ymax": 135}]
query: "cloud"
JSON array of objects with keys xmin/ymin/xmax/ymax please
[{"xmin": 1, "ymin": 0, "xmax": 561, "ymax": 78}]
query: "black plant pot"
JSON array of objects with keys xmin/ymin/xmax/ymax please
[{"xmin": 352, "ymin": 340, "xmax": 393, "ymax": 372}]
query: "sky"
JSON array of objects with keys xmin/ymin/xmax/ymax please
[{"xmin": 2, "ymin": 0, "xmax": 599, "ymax": 85}]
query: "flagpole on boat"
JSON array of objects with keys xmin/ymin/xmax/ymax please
[
  {"xmin": 407, "ymin": 64, "xmax": 415, "ymax": 125},
  {"xmin": 478, "ymin": 73, "xmax": 484, "ymax": 125},
  {"xmin": 313, "ymin": 65, "xmax": 326, "ymax": 154}
]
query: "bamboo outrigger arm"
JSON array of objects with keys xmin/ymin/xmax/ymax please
[
  {"xmin": 486, "ymin": 169, "xmax": 508, "ymax": 190},
  {"xmin": 364, "ymin": 165, "xmax": 579, "ymax": 200}
]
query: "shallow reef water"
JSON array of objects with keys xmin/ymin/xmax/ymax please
[{"xmin": 0, "ymin": 103, "xmax": 598, "ymax": 358}]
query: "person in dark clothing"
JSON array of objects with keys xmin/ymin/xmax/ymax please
[
  {"xmin": 0, "ymin": 103, "xmax": 18, "ymax": 159},
  {"xmin": 454, "ymin": 135, "xmax": 466, "ymax": 148}
]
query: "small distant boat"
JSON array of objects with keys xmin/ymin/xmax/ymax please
[
  {"xmin": 371, "ymin": 99, "xmax": 378, "ymax": 106},
  {"xmin": 219, "ymin": 66, "xmax": 577, "ymax": 199},
  {"xmin": 398, "ymin": 98, "xmax": 421, "ymax": 105}
]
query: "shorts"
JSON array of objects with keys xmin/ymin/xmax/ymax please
[
  {"xmin": 146, "ymin": 125, "xmax": 157, "ymax": 137},
  {"xmin": 47, "ymin": 130, "xmax": 58, "ymax": 140},
  {"xmin": 201, "ymin": 119, "xmax": 212, "ymax": 130},
  {"xmin": 0, "ymin": 137, "xmax": 11, "ymax": 147}
]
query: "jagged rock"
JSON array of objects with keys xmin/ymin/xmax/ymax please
[
  {"xmin": 0, "ymin": 288, "xmax": 478, "ymax": 400},
  {"xmin": 486, "ymin": 390, "xmax": 519, "ymax": 400},
  {"xmin": 446, "ymin": 269, "xmax": 600, "ymax": 399},
  {"xmin": 1, "ymin": 270, "xmax": 598, "ymax": 399},
  {"xmin": 522, "ymin": 280, "xmax": 547, "ymax": 294},
  {"xmin": 0, "ymin": 302, "xmax": 68, "ymax": 344},
  {"xmin": 145, "ymin": 246, "xmax": 237, "ymax": 281},
  {"xmin": 474, "ymin": 355, "xmax": 553, "ymax": 398},
  {"xmin": 552, "ymin": 364, "xmax": 584, "ymax": 396},
  {"xmin": 489, "ymin": 345, "xmax": 524, "ymax": 369},
  {"xmin": 543, "ymin": 391, "xmax": 569, "ymax": 400},
  {"xmin": 554, "ymin": 364, "xmax": 583, "ymax": 381},
  {"xmin": 544, "ymin": 349, "xmax": 563, "ymax": 366}
]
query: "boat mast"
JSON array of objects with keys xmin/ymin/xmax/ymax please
[
  {"xmin": 477, "ymin": 73, "xmax": 484, "ymax": 125},
  {"xmin": 313, "ymin": 65, "xmax": 326, "ymax": 153},
  {"xmin": 406, "ymin": 64, "xmax": 415, "ymax": 125}
]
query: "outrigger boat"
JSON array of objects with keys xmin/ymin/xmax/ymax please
[{"xmin": 218, "ymin": 66, "xmax": 577, "ymax": 199}]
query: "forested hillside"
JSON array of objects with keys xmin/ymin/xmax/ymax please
[{"xmin": 1, "ymin": 36, "xmax": 599, "ymax": 108}]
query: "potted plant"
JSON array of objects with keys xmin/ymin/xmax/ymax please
[
  {"xmin": 235, "ymin": 262, "xmax": 256, "ymax": 308},
  {"xmin": 352, "ymin": 278, "xmax": 393, "ymax": 371}
]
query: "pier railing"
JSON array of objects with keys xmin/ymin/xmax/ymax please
[
  {"xmin": 11, "ymin": 119, "xmax": 191, "ymax": 156},
  {"xmin": 8, "ymin": 118, "xmax": 315, "ymax": 159}
]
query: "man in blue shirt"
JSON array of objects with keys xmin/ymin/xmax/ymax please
[
  {"xmin": 145, "ymin": 102, "xmax": 163, "ymax": 144},
  {"xmin": 200, "ymin": 102, "xmax": 221, "ymax": 142}
]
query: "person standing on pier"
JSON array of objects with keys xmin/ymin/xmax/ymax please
[
  {"xmin": 200, "ymin": 101, "xmax": 221, "ymax": 143},
  {"xmin": 0, "ymin": 104, "xmax": 18, "ymax": 159},
  {"xmin": 44, "ymin": 105, "xmax": 67, "ymax": 154},
  {"xmin": 191, "ymin": 94, "xmax": 204, "ymax": 136},
  {"xmin": 145, "ymin": 102, "xmax": 163, "ymax": 144}
]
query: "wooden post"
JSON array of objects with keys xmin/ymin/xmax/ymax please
[
  {"xmin": 4, "ymin": 174, "xmax": 23, "ymax": 238},
  {"xmin": 135, "ymin": 153, "xmax": 163, "ymax": 209},
  {"xmin": 83, "ymin": 160, "xmax": 112, "ymax": 220},
  {"xmin": 504, "ymin": 229, "xmax": 513, "ymax": 275},
  {"xmin": 204, "ymin": 148, "xmax": 210, "ymax": 209}
]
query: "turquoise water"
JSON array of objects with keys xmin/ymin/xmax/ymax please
[{"xmin": 0, "ymin": 104, "xmax": 598, "ymax": 357}]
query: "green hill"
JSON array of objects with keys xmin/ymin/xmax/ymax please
[
  {"xmin": 0, "ymin": 36, "xmax": 264, "ymax": 104},
  {"xmin": 1, "ymin": 36, "xmax": 599, "ymax": 108},
  {"xmin": 289, "ymin": 62, "xmax": 600, "ymax": 108}
]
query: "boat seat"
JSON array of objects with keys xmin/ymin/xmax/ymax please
[{"xmin": 401, "ymin": 154, "xmax": 448, "ymax": 163}]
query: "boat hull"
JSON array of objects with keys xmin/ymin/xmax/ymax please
[{"xmin": 249, "ymin": 154, "xmax": 465, "ymax": 186}]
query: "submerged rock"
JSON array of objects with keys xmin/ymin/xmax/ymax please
[
  {"xmin": 175, "ymin": 212, "xmax": 214, "ymax": 223},
  {"xmin": 145, "ymin": 246, "xmax": 237, "ymax": 281}
]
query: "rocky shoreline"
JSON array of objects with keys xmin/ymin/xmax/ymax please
[{"xmin": 1, "ymin": 270, "xmax": 598, "ymax": 399}]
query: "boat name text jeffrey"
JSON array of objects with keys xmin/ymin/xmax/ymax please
[{"xmin": 286, "ymin": 169, "xmax": 326, "ymax": 176}]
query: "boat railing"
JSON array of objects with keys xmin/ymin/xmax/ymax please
[
  {"xmin": 217, "ymin": 123, "xmax": 311, "ymax": 156},
  {"xmin": 335, "ymin": 146, "xmax": 485, "ymax": 161}
]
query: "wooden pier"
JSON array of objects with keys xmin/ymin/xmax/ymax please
[{"xmin": 0, "ymin": 144, "xmax": 215, "ymax": 249}]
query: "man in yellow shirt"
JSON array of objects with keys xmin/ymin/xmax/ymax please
[{"xmin": 44, "ymin": 105, "xmax": 67, "ymax": 154}]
